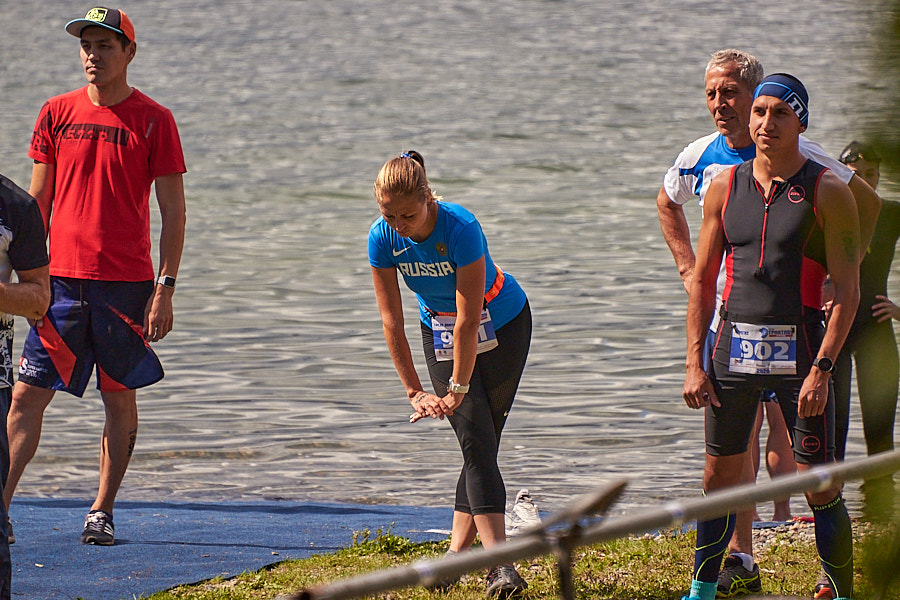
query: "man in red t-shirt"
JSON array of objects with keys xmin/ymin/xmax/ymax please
[{"xmin": 4, "ymin": 7, "xmax": 186, "ymax": 547}]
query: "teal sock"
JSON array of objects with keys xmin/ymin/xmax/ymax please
[{"xmin": 689, "ymin": 579, "xmax": 717, "ymax": 600}]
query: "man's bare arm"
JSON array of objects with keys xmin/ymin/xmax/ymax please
[
  {"xmin": 798, "ymin": 173, "xmax": 860, "ymax": 418},
  {"xmin": 28, "ymin": 161, "xmax": 55, "ymax": 236},
  {"xmin": 683, "ymin": 173, "xmax": 729, "ymax": 409},
  {"xmin": 143, "ymin": 173, "xmax": 186, "ymax": 342},
  {"xmin": 0, "ymin": 265, "xmax": 50, "ymax": 321},
  {"xmin": 848, "ymin": 173, "xmax": 882, "ymax": 261},
  {"xmin": 657, "ymin": 185, "xmax": 696, "ymax": 293}
]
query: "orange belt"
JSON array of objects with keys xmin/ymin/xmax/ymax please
[
  {"xmin": 430, "ymin": 264, "xmax": 505, "ymax": 317},
  {"xmin": 484, "ymin": 264, "xmax": 505, "ymax": 304}
]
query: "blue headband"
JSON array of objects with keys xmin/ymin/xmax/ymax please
[{"xmin": 753, "ymin": 73, "xmax": 809, "ymax": 127}]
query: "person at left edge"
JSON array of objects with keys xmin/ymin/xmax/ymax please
[
  {"xmin": 0, "ymin": 175, "xmax": 51, "ymax": 600},
  {"xmin": 3, "ymin": 6, "xmax": 186, "ymax": 547},
  {"xmin": 369, "ymin": 151, "xmax": 531, "ymax": 598}
]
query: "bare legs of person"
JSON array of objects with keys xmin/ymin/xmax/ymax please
[
  {"xmin": 747, "ymin": 402, "xmax": 796, "ymax": 522},
  {"xmin": 3, "ymin": 383, "xmax": 54, "ymax": 512},
  {"xmin": 93, "ymin": 390, "xmax": 138, "ymax": 514},
  {"xmin": 4, "ymin": 383, "xmax": 138, "ymax": 543},
  {"xmin": 448, "ymin": 511, "xmax": 506, "ymax": 552},
  {"xmin": 727, "ymin": 450, "xmax": 756, "ymax": 555},
  {"xmin": 758, "ymin": 402, "xmax": 795, "ymax": 521},
  {"xmin": 445, "ymin": 511, "xmax": 525, "ymax": 596}
]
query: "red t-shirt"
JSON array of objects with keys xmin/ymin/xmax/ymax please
[{"xmin": 28, "ymin": 86, "xmax": 186, "ymax": 281}]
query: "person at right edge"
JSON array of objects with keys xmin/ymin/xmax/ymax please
[
  {"xmin": 830, "ymin": 142, "xmax": 900, "ymax": 524},
  {"xmin": 658, "ymin": 49, "xmax": 881, "ymax": 600},
  {"xmin": 682, "ymin": 74, "xmax": 860, "ymax": 600}
]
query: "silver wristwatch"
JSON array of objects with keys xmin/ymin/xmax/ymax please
[
  {"xmin": 447, "ymin": 377, "xmax": 469, "ymax": 394},
  {"xmin": 157, "ymin": 275, "xmax": 176, "ymax": 289}
]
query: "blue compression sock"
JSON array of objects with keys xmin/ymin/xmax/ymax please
[
  {"xmin": 693, "ymin": 512, "xmax": 735, "ymax": 583},
  {"xmin": 811, "ymin": 495, "xmax": 853, "ymax": 599}
]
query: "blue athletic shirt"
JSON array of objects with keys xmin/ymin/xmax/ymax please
[{"xmin": 368, "ymin": 200, "xmax": 527, "ymax": 328}]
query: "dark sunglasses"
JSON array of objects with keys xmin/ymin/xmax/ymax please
[{"xmin": 839, "ymin": 148, "xmax": 881, "ymax": 165}]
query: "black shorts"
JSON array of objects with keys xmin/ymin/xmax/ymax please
[{"xmin": 705, "ymin": 313, "xmax": 833, "ymax": 464}]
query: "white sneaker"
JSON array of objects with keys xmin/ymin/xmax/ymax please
[{"xmin": 505, "ymin": 489, "xmax": 541, "ymax": 537}]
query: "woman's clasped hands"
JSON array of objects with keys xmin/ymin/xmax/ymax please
[{"xmin": 409, "ymin": 390, "xmax": 464, "ymax": 423}]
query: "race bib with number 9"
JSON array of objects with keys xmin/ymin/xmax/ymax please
[
  {"xmin": 728, "ymin": 322, "xmax": 797, "ymax": 375},
  {"xmin": 432, "ymin": 309, "xmax": 499, "ymax": 361}
]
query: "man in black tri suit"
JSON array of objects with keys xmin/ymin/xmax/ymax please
[{"xmin": 680, "ymin": 74, "xmax": 860, "ymax": 600}]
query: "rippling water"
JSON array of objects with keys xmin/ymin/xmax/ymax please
[{"xmin": 0, "ymin": 0, "xmax": 894, "ymax": 517}]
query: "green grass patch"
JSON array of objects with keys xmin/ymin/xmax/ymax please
[{"xmin": 144, "ymin": 524, "xmax": 900, "ymax": 599}]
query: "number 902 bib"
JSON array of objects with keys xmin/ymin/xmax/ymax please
[{"xmin": 728, "ymin": 322, "xmax": 797, "ymax": 375}]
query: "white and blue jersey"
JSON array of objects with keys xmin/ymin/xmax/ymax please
[
  {"xmin": 664, "ymin": 133, "xmax": 854, "ymax": 210},
  {"xmin": 368, "ymin": 201, "xmax": 527, "ymax": 328}
]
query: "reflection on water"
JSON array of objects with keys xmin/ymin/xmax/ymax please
[{"xmin": 0, "ymin": 0, "xmax": 895, "ymax": 517}]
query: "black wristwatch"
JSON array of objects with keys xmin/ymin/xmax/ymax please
[{"xmin": 813, "ymin": 356, "xmax": 835, "ymax": 374}]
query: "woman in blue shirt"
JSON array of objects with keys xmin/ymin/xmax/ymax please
[{"xmin": 369, "ymin": 151, "xmax": 531, "ymax": 597}]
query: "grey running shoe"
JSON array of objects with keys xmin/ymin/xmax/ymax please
[
  {"xmin": 505, "ymin": 489, "xmax": 541, "ymax": 537},
  {"xmin": 716, "ymin": 555, "xmax": 761, "ymax": 597},
  {"xmin": 486, "ymin": 564, "xmax": 527, "ymax": 598},
  {"xmin": 6, "ymin": 519, "xmax": 13, "ymax": 545},
  {"xmin": 81, "ymin": 510, "xmax": 115, "ymax": 545},
  {"xmin": 425, "ymin": 549, "xmax": 460, "ymax": 590}
]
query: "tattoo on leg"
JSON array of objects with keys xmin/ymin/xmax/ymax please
[{"xmin": 127, "ymin": 430, "xmax": 137, "ymax": 457}]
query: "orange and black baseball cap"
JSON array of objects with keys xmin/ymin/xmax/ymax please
[{"xmin": 65, "ymin": 7, "xmax": 135, "ymax": 42}]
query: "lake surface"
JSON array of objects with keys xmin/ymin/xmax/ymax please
[{"xmin": 0, "ymin": 0, "xmax": 895, "ymax": 519}]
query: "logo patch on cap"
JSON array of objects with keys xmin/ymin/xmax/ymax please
[
  {"xmin": 783, "ymin": 92, "xmax": 809, "ymax": 125},
  {"xmin": 85, "ymin": 7, "xmax": 109, "ymax": 22}
]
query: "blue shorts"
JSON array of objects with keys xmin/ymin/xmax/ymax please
[{"xmin": 17, "ymin": 277, "xmax": 164, "ymax": 397}]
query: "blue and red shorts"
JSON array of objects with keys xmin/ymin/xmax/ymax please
[{"xmin": 17, "ymin": 277, "xmax": 164, "ymax": 397}]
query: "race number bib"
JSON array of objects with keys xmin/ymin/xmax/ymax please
[
  {"xmin": 432, "ymin": 309, "xmax": 499, "ymax": 361},
  {"xmin": 728, "ymin": 322, "xmax": 797, "ymax": 375}
]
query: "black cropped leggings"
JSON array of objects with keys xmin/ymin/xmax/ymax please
[
  {"xmin": 422, "ymin": 301, "xmax": 531, "ymax": 515},
  {"xmin": 833, "ymin": 319, "xmax": 899, "ymax": 460}
]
